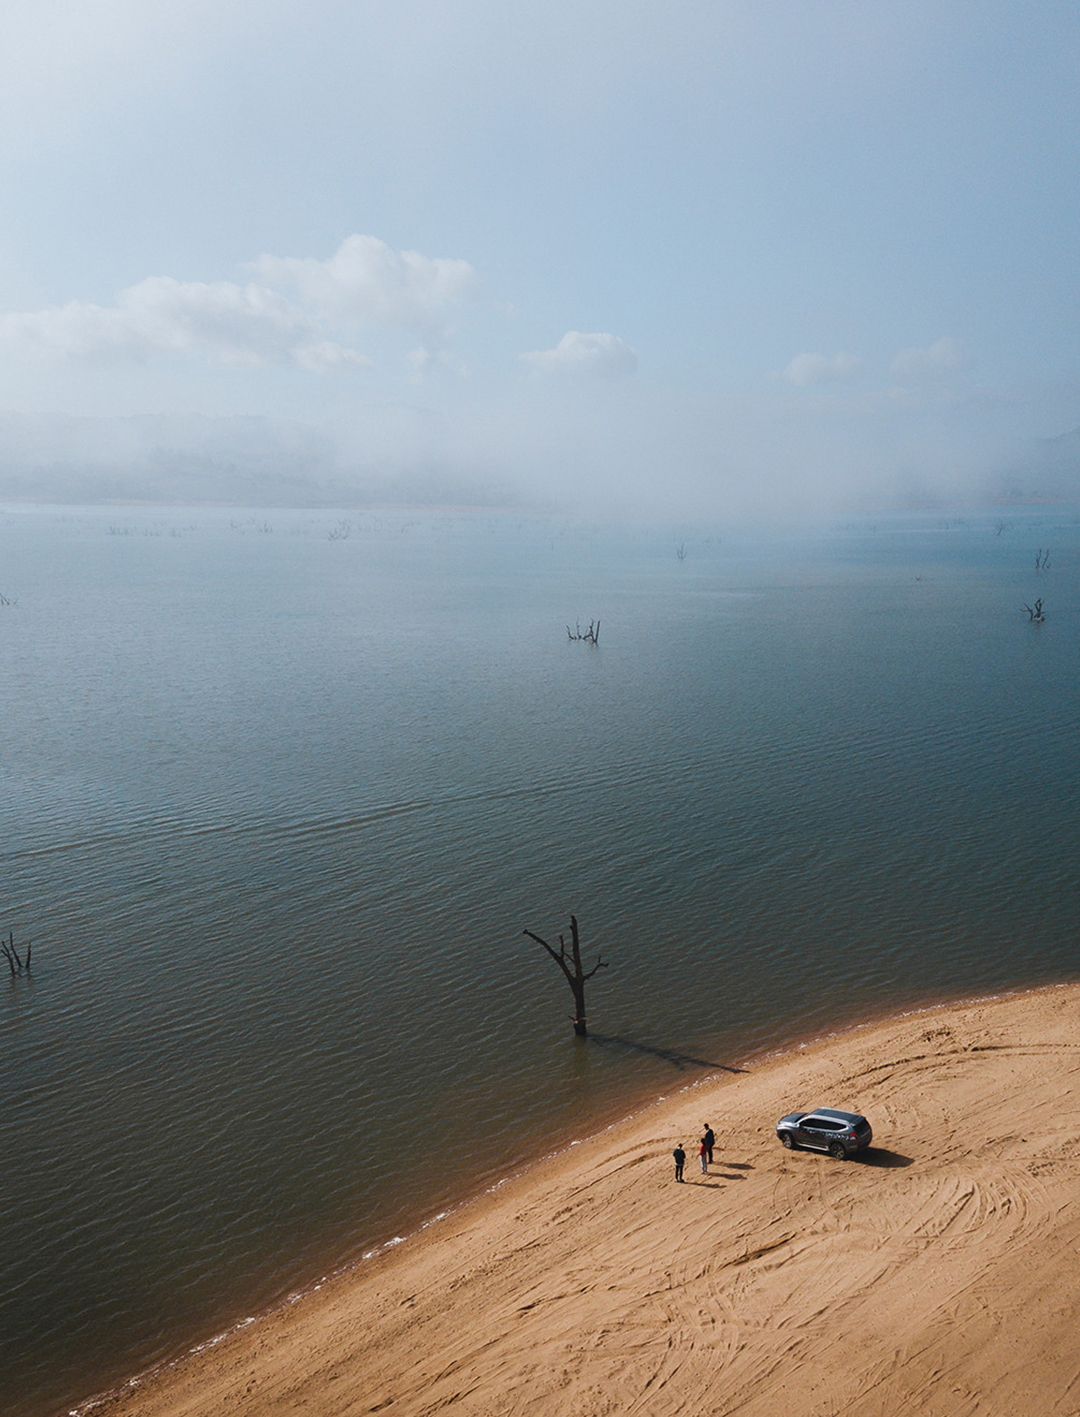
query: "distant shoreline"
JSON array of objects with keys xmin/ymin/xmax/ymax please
[
  {"xmin": 66, "ymin": 977, "xmax": 1080, "ymax": 1417},
  {"xmin": 2, "ymin": 501, "xmax": 1077, "ymax": 518}
]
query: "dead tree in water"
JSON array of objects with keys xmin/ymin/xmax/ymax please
[
  {"xmin": 1022, "ymin": 598, "xmax": 1045, "ymax": 622},
  {"xmin": 1, "ymin": 932, "xmax": 31, "ymax": 976},
  {"xmin": 522, "ymin": 915, "xmax": 607, "ymax": 1037},
  {"xmin": 567, "ymin": 619, "xmax": 600, "ymax": 644}
]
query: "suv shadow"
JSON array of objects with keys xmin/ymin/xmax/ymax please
[{"xmin": 853, "ymin": 1148, "xmax": 914, "ymax": 1168}]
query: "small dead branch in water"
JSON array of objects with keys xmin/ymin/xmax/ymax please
[
  {"xmin": 1022, "ymin": 598, "xmax": 1045, "ymax": 622},
  {"xmin": 567, "ymin": 619, "xmax": 600, "ymax": 644},
  {"xmin": 676, "ymin": 542, "xmax": 686, "ymax": 562},
  {"xmin": 1, "ymin": 932, "xmax": 31, "ymax": 976},
  {"xmin": 0, "ymin": 590, "xmax": 17, "ymax": 606},
  {"xmin": 1034, "ymin": 547, "xmax": 1051, "ymax": 571},
  {"xmin": 328, "ymin": 519, "xmax": 352, "ymax": 541}
]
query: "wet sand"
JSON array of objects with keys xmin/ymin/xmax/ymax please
[{"xmin": 80, "ymin": 983, "xmax": 1080, "ymax": 1416}]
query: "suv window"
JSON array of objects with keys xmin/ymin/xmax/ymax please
[{"xmin": 807, "ymin": 1118, "xmax": 843, "ymax": 1130}]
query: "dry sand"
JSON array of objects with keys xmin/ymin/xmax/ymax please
[{"xmin": 83, "ymin": 984, "xmax": 1080, "ymax": 1417}]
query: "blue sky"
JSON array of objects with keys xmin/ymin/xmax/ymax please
[{"xmin": 0, "ymin": 1, "xmax": 1077, "ymax": 513}]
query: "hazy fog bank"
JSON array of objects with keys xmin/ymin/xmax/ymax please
[{"xmin": 1, "ymin": 409, "xmax": 1076, "ymax": 515}]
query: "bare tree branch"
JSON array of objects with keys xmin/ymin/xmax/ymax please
[{"xmin": 522, "ymin": 928, "xmax": 575, "ymax": 983}]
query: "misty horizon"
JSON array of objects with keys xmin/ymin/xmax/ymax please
[
  {"xmin": 1, "ymin": 4, "xmax": 1077, "ymax": 519},
  {"xmin": 0, "ymin": 407, "xmax": 1077, "ymax": 518}
]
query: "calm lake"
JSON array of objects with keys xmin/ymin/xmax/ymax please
[{"xmin": 1, "ymin": 504, "xmax": 1078, "ymax": 1416}]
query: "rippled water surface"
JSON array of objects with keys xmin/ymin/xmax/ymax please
[{"xmin": 2, "ymin": 505, "xmax": 1078, "ymax": 1416}]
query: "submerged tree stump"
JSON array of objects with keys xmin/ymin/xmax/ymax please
[{"xmin": 1, "ymin": 931, "xmax": 31, "ymax": 976}]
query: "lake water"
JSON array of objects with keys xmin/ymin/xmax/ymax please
[{"xmin": 1, "ymin": 504, "xmax": 1078, "ymax": 1416}]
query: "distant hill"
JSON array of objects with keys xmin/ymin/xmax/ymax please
[
  {"xmin": 1, "ymin": 407, "xmax": 1077, "ymax": 510},
  {"xmin": 989, "ymin": 425, "xmax": 1080, "ymax": 504},
  {"xmin": 0, "ymin": 411, "xmax": 515, "ymax": 508}
]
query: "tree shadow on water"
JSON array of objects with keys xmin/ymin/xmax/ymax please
[{"xmin": 587, "ymin": 1033, "xmax": 747, "ymax": 1074}]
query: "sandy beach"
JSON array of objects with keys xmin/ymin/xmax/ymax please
[{"xmin": 81, "ymin": 984, "xmax": 1080, "ymax": 1417}]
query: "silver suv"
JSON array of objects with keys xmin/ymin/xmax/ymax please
[{"xmin": 776, "ymin": 1108, "xmax": 872, "ymax": 1158}]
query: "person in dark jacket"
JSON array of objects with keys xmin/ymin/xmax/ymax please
[
  {"xmin": 672, "ymin": 1144, "xmax": 686, "ymax": 1182},
  {"xmin": 702, "ymin": 1125, "xmax": 715, "ymax": 1165}
]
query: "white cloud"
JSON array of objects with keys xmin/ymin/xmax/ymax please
[
  {"xmin": 253, "ymin": 234, "xmax": 481, "ymax": 334},
  {"xmin": 782, "ymin": 350, "xmax": 862, "ymax": 386},
  {"xmin": 520, "ymin": 330, "xmax": 637, "ymax": 377},
  {"xmin": 0, "ymin": 275, "xmax": 366, "ymax": 370},
  {"xmin": 292, "ymin": 340, "xmax": 368, "ymax": 373},
  {"xmin": 0, "ymin": 229, "xmax": 482, "ymax": 372},
  {"xmin": 890, "ymin": 336, "xmax": 967, "ymax": 378}
]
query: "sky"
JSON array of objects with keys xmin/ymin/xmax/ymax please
[{"xmin": 0, "ymin": 0, "xmax": 1077, "ymax": 516}]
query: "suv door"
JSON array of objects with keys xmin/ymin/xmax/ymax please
[{"xmin": 798, "ymin": 1117, "xmax": 840, "ymax": 1150}]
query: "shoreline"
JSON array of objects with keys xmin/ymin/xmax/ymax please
[{"xmin": 62, "ymin": 975, "xmax": 1080, "ymax": 1417}]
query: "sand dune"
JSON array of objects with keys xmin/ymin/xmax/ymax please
[{"xmin": 85, "ymin": 984, "xmax": 1080, "ymax": 1417}]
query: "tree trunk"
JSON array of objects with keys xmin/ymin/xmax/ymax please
[
  {"xmin": 522, "ymin": 913, "xmax": 607, "ymax": 1039},
  {"xmin": 571, "ymin": 981, "xmax": 588, "ymax": 1036},
  {"xmin": 568, "ymin": 916, "xmax": 588, "ymax": 1036}
]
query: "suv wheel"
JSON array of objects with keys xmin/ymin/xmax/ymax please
[
  {"xmin": 780, "ymin": 1133, "xmax": 796, "ymax": 1149},
  {"xmin": 828, "ymin": 1141, "xmax": 848, "ymax": 1159}
]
